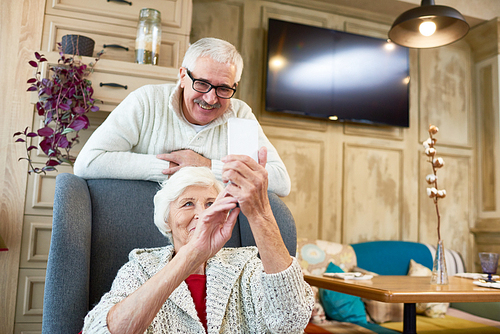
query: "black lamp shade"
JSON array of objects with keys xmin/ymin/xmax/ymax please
[{"xmin": 389, "ymin": 4, "xmax": 469, "ymax": 48}]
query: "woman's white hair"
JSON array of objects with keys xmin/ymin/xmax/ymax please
[
  {"xmin": 181, "ymin": 37, "xmax": 244, "ymax": 83},
  {"xmin": 153, "ymin": 166, "xmax": 224, "ymax": 241}
]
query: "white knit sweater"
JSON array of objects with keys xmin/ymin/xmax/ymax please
[
  {"xmin": 74, "ymin": 83, "xmax": 291, "ymax": 196},
  {"xmin": 82, "ymin": 246, "xmax": 314, "ymax": 333}
]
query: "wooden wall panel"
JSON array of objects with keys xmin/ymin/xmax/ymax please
[
  {"xmin": 419, "ymin": 152, "xmax": 472, "ymax": 262},
  {"xmin": 0, "ymin": 1, "xmax": 46, "ymax": 332},
  {"xmin": 479, "ymin": 64, "xmax": 497, "ymax": 212},
  {"xmin": 191, "ymin": 1, "xmax": 243, "ymax": 52},
  {"xmin": 267, "ymin": 133, "xmax": 324, "ymax": 240},
  {"xmin": 343, "ymin": 144, "xmax": 402, "ymax": 243},
  {"xmin": 476, "ymin": 57, "xmax": 500, "ymax": 218},
  {"xmin": 419, "ymin": 41, "xmax": 472, "ymax": 148}
]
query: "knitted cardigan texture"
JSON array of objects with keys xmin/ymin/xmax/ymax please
[
  {"xmin": 82, "ymin": 246, "xmax": 314, "ymax": 333},
  {"xmin": 73, "ymin": 83, "xmax": 291, "ymax": 196}
]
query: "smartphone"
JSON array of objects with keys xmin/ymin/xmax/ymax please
[{"xmin": 228, "ymin": 118, "xmax": 259, "ymax": 162}]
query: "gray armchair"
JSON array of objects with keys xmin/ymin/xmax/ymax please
[{"xmin": 42, "ymin": 173, "xmax": 297, "ymax": 334}]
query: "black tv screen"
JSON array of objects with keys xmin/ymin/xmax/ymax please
[{"xmin": 265, "ymin": 19, "xmax": 410, "ymax": 127}]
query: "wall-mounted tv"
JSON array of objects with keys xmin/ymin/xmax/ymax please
[{"xmin": 265, "ymin": 18, "xmax": 410, "ymax": 128}]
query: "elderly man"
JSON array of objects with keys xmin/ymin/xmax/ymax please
[{"xmin": 74, "ymin": 37, "xmax": 290, "ymax": 196}]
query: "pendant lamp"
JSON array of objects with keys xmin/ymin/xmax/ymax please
[{"xmin": 388, "ymin": 0, "xmax": 469, "ymax": 48}]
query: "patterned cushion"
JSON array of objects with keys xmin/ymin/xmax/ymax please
[
  {"xmin": 297, "ymin": 238, "xmax": 358, "ymax": 324},
  {"xmin": 297, "ymin": 238, "xmax": 357, "ymax": 276}
]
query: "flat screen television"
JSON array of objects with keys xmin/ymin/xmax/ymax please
[{"xmin": 265, "ymin": 18, "xmax": 410, "ymax": 128}]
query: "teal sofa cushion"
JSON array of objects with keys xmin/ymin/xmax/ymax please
[
  {"xmin": 319, "ymin": 262, "xmax": 367, "ymax": 324},
  {"xmin": 351, "ymin": 240, "xmax": 433, "ymax": 275}
]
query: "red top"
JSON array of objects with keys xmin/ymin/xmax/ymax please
[{"xmin": 185, "ymin": 274, "xmax": 207, "ymax": 332}]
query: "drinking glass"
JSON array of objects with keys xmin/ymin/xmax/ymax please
[{"xmin": 479, "ymin": 252, "xmax": 499, "ymax": 282}]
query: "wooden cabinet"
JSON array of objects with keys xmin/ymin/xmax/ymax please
[
  {"xmin": 14, "ymin": 0, "xmax": 192, "ymax": 332},
  {"xmin": 45, "ymin": 0, "xmax": 191, "ymax": 33},
  {"xmin": 42, "ymin": 15, "xmax": 188, "ymax": 67}
]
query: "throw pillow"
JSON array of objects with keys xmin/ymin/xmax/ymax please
[
  {"xmin": 319, "ymin": 262, "xmax": 367, "ymax": 324},
  {"xmin": 310, "ymin": 301, "xmax": 327, "ymax": 324},
  {"xmin": 354, "ymin": 266, "xmax": 404, "ymax": 323},
  {"xmin": 407, "ymin": 259, "xmax": 449, "ymax": 318},
  {"xmin": 363, "ymin": 299, "xmax": 404, "ymax": 323}
]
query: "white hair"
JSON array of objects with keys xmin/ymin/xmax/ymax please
[
  {"xmin": 181, "ymin": 37, "xmax": 244, "ymax": 83},
  {"xmin": 153, "ymin": 167, "xmax": 224, "ymax": 241}
]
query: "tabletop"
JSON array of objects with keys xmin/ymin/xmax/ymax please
[{"xmin": 304, "ymin": 275, "xmax": 500, "ymax": 303}]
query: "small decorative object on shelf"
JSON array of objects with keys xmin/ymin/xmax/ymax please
[
  {"xmin": 14, "ymin": 45, "xmax": 103, "ymax": 174},
  {"xmin": 135, "ymin": 8, "xmax": 162, "ymax": 65},
  {"xmin": 61, "ymin": 34, "xmax": 95, "ymax": 57},
  {"xmin": 423, "ymin": 124, "xmax": 448, "ymax": 284}
]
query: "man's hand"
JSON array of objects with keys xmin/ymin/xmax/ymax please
[{"xmin": 157, "ymin": 149, "xmax": 211, "ymax": 175}]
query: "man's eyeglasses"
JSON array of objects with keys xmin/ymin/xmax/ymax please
[{"xmin": 186, "ymin": 70, "xmax": 236, "ymax": 99}]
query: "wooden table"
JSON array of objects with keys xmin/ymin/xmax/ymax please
[{"xmin": 304, "ymin": 275, "xmax": 500, "ymax": 334}]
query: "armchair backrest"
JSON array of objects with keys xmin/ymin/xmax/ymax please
[{"xmin": 42, "ymin": 173, "xmax": 296, "ymax": 334}]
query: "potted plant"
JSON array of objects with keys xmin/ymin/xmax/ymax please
[{"xmin": 14, "ymin": 45, "xmax": 102, "ymax": 174}]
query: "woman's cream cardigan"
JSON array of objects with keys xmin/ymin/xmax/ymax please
[{"xmin": 82, "ymin": 246, "xmax": 314, "ymax": 333}]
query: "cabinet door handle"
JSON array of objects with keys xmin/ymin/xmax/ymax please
[
  {"xmin": 100, "ymin": 83, "xmax": 128, "ymax": 90},
  {"xmin": 103, "ymin": 44, "xmax": 129, "ymax": 51},
  {"xmin": 107, "ymin": 0, "xmax": 132, "ymax": 5}
]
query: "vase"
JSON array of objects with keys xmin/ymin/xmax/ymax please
[
  {"xmin": 430, "ymin": 239, "xmax": 448, "ymax": 284},
  {"xmin": 61, "ymin": 35, "xmax": 95, "ymax": 57},
  {"xmin": 135, "ymin": 8, "xmax": 162, "ymax": 65}
]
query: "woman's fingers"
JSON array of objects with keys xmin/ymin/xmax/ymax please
[{"xmin": 222, "ymin": 159, "xmax": 267, "ymax": 190}]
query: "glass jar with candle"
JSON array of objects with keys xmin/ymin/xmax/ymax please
[{"xmin": 135, "ymin": 8, "xmax": 162, "ymax": 65}]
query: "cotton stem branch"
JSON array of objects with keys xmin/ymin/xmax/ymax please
[{"xmin": 429, "ymin": 132, "xmax": 441, "ymax": 241}]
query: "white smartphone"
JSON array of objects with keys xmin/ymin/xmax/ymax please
[{"xmin": 228, "ymin": 118, "xmax": 259, "ymax": 162}]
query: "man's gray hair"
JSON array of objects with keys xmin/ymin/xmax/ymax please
[
  {"xmin": 153, "ymin": 166, "xmax": 224, "ymax": 242},
  {"xmin": 182, "ymin": 37, "xmax": 244, "ymax": 83}
]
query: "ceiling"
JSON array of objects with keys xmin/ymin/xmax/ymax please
[{"xmin": 312, "ymin": 0, "xmax": 499, "ymax": 28}]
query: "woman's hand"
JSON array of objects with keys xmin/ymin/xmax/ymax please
[
  {"xmin": 221, "ymin": 147, "xmax": 292, "ymax": 274},
  {"xmin": 186, "ymin": 191, "xmax": 240, "ymax": 261},
  {"xmin": 221, "ymin": 147, "xmax": 272, "ymax": 221}
]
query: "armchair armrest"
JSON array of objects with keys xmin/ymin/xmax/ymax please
[{"xmin": 42, "ymin": 173, "xmax": 92, "ymax": 334}]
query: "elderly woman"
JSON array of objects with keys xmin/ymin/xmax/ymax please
[{"xmin": 82, "ymin": 148, "xmax": 314, "ymax": 333}]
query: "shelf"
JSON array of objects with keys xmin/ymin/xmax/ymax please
[{"xmin": 42, "ymin": 51, "xmax": 179, "ymax": 81}]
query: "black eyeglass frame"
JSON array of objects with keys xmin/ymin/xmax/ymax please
[{"xmin": 186, "ymin": 70, "xmax": 237, "ymax": 99}]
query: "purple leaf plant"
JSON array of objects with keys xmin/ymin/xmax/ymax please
[{"xmin": 14, "ymin": 44, "xmax": 103, "ymax": 174}]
